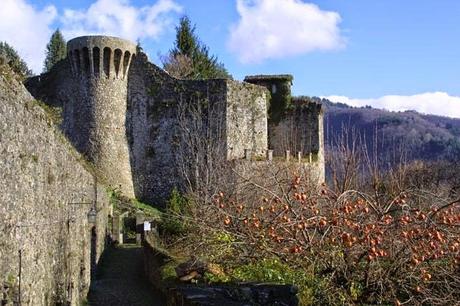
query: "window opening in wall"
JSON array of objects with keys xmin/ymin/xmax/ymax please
[
  {"xmin": 68, "ymin": 51, "xmax": 74, "ymax": 72},
  {"xmin": 122, "ymin": 51, "xmax": 131, "ymax": 79},
  {"xmin": 74, "ymin": 49, "xmax": 81, "ymax": 74},
  {"xmin": 93, "ymin": 47, "xmax": 100, "ymax": 77},
  {"xmin": 114, "ymin": 49, "xmax": 122, "ymax": 78},
  {"xmin": 103, "ymin": 47, "xmax": 111, "ymax": 78},
  {"xmin": 82, "ymin": 47, "xmax": 90, "ymax": 75}
]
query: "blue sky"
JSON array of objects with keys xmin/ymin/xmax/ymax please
[{"xmin": 1, "ymin": 0, "xmax": 460, "ymax": 117}]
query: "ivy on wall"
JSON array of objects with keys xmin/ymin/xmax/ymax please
[
  {"xmin": 269, "ymin": 80, "xmax": 292, "ymax": 124},
  {"xmin": 244, "ymin": 75, "xmax": 293, "ymax": 125}
]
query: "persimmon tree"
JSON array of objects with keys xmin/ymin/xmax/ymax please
[{"xmin": 173, "ymin": 160, "xmax": 460, "ymax": 305}]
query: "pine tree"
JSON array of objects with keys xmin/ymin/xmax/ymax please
[
  {"xmin": 44, "ymin": 29, "xmax": 67, "ymax": 72},
  {"xmin": 163, "ymin": 16, "xmax": 231, "ymax": 79},
  {"xmin": 0, "ymin": 41, "xmax": 32, "ymax": 77}
]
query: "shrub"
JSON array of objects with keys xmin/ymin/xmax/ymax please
[
  {"xmin": 171, "ymin": 164, "xmax": 460, "ymax": 305},
  {"xmin": 232, "ymin": 258, "xmax": 317, "ymax": 305},
  {"xmin": 132, "ymin": 198, "xmax": 162, "ymax": 219},
  {"xmin": 162, "ymin": 187, "xmax": 189, "ymax": 235},
  {"xmin": 106, "ymin": 187, "xmax": 162, "ymax": 219},
  {"xmin": 0, "ymin": 41, "xmax": 32, "ymax": 78}
]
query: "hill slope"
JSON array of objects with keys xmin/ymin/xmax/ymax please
[{"xmin": 312, "ymin": 97, "xmax": 460, "ymax": 162}]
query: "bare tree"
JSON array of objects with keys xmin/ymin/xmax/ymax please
[
  {"xmin": 175, "ymin": 91, "xmax": 230, "ymax": 205},
  {"xmin": 160, "ymin": 53, "xmax": 194, "ymax": 79},
  {"xmin": 326, "ymin": 124, "xmax": 365, "ymax": 193}
]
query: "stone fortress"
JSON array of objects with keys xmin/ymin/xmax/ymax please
[
  {"xmin": 0, "ymin": 35, "xmax": 324, "ymax": 305},
  {"xmin": 28, "ymin": 35, "xmax": 325, "ymax": 206}
]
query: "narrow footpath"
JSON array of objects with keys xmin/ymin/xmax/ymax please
[{"xmin": 87, "ymin": 244, "xmax": 165, "ymax": 306}]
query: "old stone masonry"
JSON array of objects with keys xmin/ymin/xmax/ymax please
[
  {"xmin": 0, "ymin": 35, "xmax": 324, "ymax": 305},
  {"xmin": 27, "ymin": 35, "xmax": 325, "ymax": 206}
]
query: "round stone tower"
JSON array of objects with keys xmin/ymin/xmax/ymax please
[{"xmin": 66, "ymin": 36, "xmax": 136, "ymax": 197}]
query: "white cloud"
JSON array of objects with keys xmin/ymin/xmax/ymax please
[
  {"xmin": 324, "ymin": 92, "xmax": 460, "ymax": 118},
  {"xmin": 60, "ymin": 0, "xmax": 182, "ymax": 42},
  {"xmin": 228, "ymin": 0, "xmax": 344, "ymax": 63},
  {"xmin": 0, "ymin": 0, "xmax": 57, "ymax": 73},
  {"xmin": 0, "ymin": 0, "xmax": 181, "ymax": 74}
]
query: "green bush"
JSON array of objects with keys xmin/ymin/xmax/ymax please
[
  {"xmin": 106, "ymin": 187, "xmax": 162, "ymax": 219},
  {"xmin": 203, "ymin": 270, "xmax": 230, "ymax": 283},
  {"xmin": 229, "ymin": 258, "xmax": 355, "ymax": 305},
  {"xmin": 162, "ymin": 187, "xmax": 189, "ymax": 235},
  {"xmin": 0, "ymin": 41, "xmax": 32, "ymax": 78},
  {"xmin": 131, "ymin": 198, "xmax": 162, "ymax": 219},
  {"xmin": 232, "ymin": 258, "xmax": 317, "ymax": 305},
  {"xmin": 160, "ymin": 261, "xmax": 177, "ymax": 281},
  {"xmin": 107, "ymin": 187, "xmax": 123, "ymax": 207}
]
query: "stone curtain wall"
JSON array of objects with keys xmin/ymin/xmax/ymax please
[
  {"xmin": 226, "ymin": 80, "xmax": 268, "ymax": 159},
  {"xmin": 232, "ymin": 159, "xmax": 325, "ymax": 197},
  {"xmin": 25, "ymin": 35, "xmax": 311, "ymax": 207},
  {"xmin": 242, "ymin": 75, "xmax": 325, "ymax": 181},
  {"xmin": 127, "ymin": 52, "xmax": 183, "ymax": 206},
  {"xmin": 268, "ymin": 102, "xmax": 325, "ymax": 181},
  {"xmin": 127, "ymin": 52, "xmax": 228, "ymax": 205},
  {"xmin": 25, "ymin": 60, "xmax": 74, "ymax": 108},
  {"xmin": 127, "ymin": 53, "xmax": 269, "ymax": 205},
  {"xmin": 0, "ymin": 72, "xmax": 109, "ymax": 305},
  {"xmin": 269, "ymin": 103, "xmax": 322, "ymax": 156}
]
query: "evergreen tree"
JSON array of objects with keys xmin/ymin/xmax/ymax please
[
  {"xmin": 43, "ymin": 29, "xmax": 67, "ymax": 72},
  {"xmin": 163, "ymin": 16, "xmax": 231, "ymax": 79},
  {"xmin": 0, "ymin": 41, "xmax": 32, "ymax": 77}
]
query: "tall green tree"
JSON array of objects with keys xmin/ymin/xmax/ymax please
[
  {"xmin": 162, "ymin": 16, "xmax": 231, "ymax": 79},
  {"xmin": 0, "ymin": 41, "xmax": 32, "ymax": 77},
  {"xmin": 43, "ymin": 29, "xmax": 67, "ymax": 72}
]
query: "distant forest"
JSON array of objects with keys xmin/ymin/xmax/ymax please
[{"xmin": 311, "ymin": 97, "xmax": 460, "ymax": 163}]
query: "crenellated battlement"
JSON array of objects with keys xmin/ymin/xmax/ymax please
[{"xmin": 67, "ymin": 36, "xmax": 136, "ymax": 79}]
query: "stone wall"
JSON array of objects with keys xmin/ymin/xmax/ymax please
[
  {"xmin": 127, "ymin": 53, "xmax": 268, "ymax": 206},
  {"xmin": 268, "ymin": 101, "xmax": 325, "ymax": 182},
  {"xmin": 166, "ymin": 284, "xmax": 298, "ymax": 306},
  {"xmin": 0, "ymin": 67, "xmax": 109, "ymax": 305},
  {"xmin": 243, "ymin": 75, "xmax": 325, "ymax": 182},
  {"xmin": 28, "ymin": 46, "xmax": 269, "ymax": 207},
  {"xmin": 127, "ymin": 52, "xmax": 189, "ymax": 205},
  {"xmin": 25, "ymin": 60, "xmax": 72, "ymax": 108},
  {"xmin": 232, "ymin": 158, "xmax": 325, "ymax": 195},
  {"xmin": 25, "ymin": 35, "xmax": 321, "ymax": 208},
  {"xmin": 226, "ymin": 80, "xmax": 268, "ymax": 159}
]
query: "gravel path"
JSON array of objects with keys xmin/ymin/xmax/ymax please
[{"xmin": 88, "ymin": 244, "xmax": 165, "ymax": 306}]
